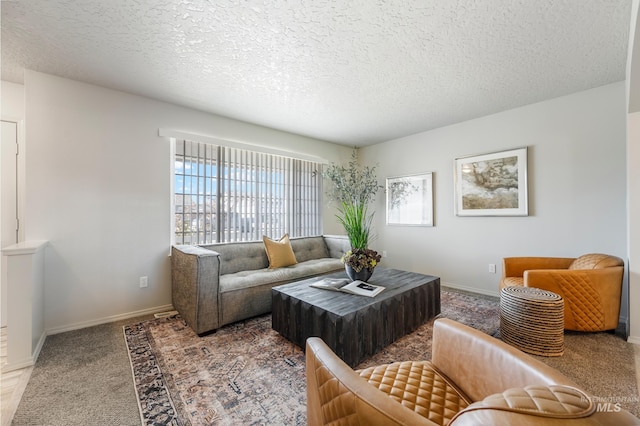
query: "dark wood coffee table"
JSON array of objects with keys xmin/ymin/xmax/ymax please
[{"xmin": 271, "ymin": 268, "xmax": 440, "ymax": 367}]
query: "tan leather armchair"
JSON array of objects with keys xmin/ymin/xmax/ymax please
[
  {"xmin": 500, "ymin": 253, "xmax": 624, "ymax": 331},
  {"xmin": 306, "ymin": 318, "xmax": 639, "ymax": 425}
]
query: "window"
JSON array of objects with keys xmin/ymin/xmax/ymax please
[{"xmin": 174, "ymin": 139, "xmax": 322, "ymax": 244}]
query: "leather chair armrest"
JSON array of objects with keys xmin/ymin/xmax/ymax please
[
  {"xmin": 503, "ymin": 257, "xmax": 575, "ymax": 278},
  {"xmin": 450, "ymin": 385, "xmax": 640, "ymax": 426},
  {"xmin": 431, "ymin": 319, "xmax": 579, "ymax": 402},
  {"xmin": 523, "ymin": 269, "xmax": 575, "ymax": 294},
  {"xmin": 525, "ymin": 268, "xmax": 622, "ymax": 295},
  {"xmin": 451, "ymin": 409, "xmax": 640, "ymax": 425},
  {"xmin": 524, "ymin": 267, "xmax": 624, "ymax": 330}
]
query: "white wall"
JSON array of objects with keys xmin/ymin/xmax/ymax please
[
  {"xmin": 1, "ymin": 81, "xmax": 25, "ymax": 120},
  {"xmin": 628, "ymin": 111, "xmax": 640, "ymax": 342},
  {"xmin": 362, "ymin": 83, "xmax": 628, "ymax": 323},
  {"xmin": 22, "ymin": 71, "xmax": 350, "ymax": 332},
  {"xmin": 1, "ymin": 81, "xmax": 26, "ymax": 328},
  {"xmin": 627, "ymin": 0, "xmax": 640, "ymax": 343},
  {"xmin": 9, "ymin": 70, "xmax": 631, "ymax": 332}
]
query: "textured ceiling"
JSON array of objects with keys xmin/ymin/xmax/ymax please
[{"xmin": 1, "ymin": 0, "xmax": 632, "ymax": 146}]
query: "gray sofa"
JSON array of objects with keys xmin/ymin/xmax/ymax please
[{"xmin": 171, "ymin": 235, "xmax": 350, "ymax": 335}]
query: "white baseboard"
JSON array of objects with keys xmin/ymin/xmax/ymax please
[
  {"xmin": 2, "ymin": 331, "xmax": 46, "ymax": 373},
  {"xmin": 2, "ymin": 357, "xmax": 34, "ymax": 372},
  {"xmin": 45, "ymin": 304, "xmax": 175, "ymax": 336},
  {"xmin": 31, "ymin": 331, "xmax": 46, "ymax": 365},
  {"xmin": 441, "ymin": 281, "xmax": 500, "ymax": 298},
  {"xmin": 628, "ymin": 336, "xmax": 640, "ymax": 345}
]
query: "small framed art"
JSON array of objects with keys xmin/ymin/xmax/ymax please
[
  {"xmin": 386, "ymin": 172, "xmax": 433, "ymax": 226},
  {"xmin": 453, "ymin": 147, "xmax": 528, "ymax": 216}
]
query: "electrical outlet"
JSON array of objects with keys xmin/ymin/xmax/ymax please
[
  {"xmin": 488, "ymin": 264, "xmax": 496, "ymax": 274},
  {"xmin": 140, "ymin": 276, "xmax": 148, "ymax": 288},
  {"xmin": 382, "ymin": 250, "xmax": 388, "ymax": 257}
]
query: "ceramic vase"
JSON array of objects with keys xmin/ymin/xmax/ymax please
[{"xmin": 345, "ymin": 264, "xmax": 374, "ymax": 282}]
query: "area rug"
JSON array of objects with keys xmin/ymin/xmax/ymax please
[{"xmin": 124, "ymin": 288, "xmax": 639, "ymax": 425}]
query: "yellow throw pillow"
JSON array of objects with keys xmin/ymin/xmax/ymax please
[{"xmin": 263, "ymin": 234, "xmax": 298, "ymax": 269}]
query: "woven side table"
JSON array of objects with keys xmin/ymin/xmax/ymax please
[{"xmin": 500, "ymin": 286, "xmax": 564, "ymax": 357}]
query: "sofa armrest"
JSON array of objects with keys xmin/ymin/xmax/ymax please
[
  {"xmin": 431, "ymin": 318, "xmax": 579, "ymax": 402},
  {"xmin": 503, "ymin": 257, "xmax": 575, "ymax": 278},
  {"xmin": 171, "ymin": 245, "xmax": 221, "ymax": 335}
]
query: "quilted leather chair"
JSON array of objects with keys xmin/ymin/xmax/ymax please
[
  {"xmin": 500, "ymin": 253, "xmax": 624, "ymax": 331},
  {"xmin": 306, "ymin": 318, "xmax": 640, "ymax": 425}
]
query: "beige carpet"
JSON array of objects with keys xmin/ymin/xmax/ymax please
[
  {"xmin": 532, "ymin": 330, "xmax": 639, "ymax": 413},
  {"xmin": 124, "ymin": 289, "xmax": 639, "ymax": 425},
  {"xmin": 12, "ymin": 317, "xmax": 153, "ymax": 426}
]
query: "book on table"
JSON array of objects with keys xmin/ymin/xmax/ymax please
[{"xmin": 310, "ymin": 277, "xmax": 384, "ymax": 297}]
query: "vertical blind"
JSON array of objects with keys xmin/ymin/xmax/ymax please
[{"xmin": 174, "ymin": 139, "xmax": 323, "ymax": 244}]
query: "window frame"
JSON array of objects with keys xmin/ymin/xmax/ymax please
[{"xmin": 164, "ymin": 130, "xmax": 326, "ymax": 246}]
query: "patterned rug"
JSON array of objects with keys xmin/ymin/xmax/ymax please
[
  {"xmin": 123, "ymin": 288, "xmax": 639, "ymax": 425},
  {"xmin": 123, "ymin": 289, "xmax": 498, "ymax": 425}
]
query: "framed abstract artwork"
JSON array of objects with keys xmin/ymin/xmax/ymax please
[
  {"xmin": 454, "ymin": 147, "xmax": 528, "ymax": 216},
  {"xmin": 386, "ymin": 172, "xmax": 433, "ymax": 226}
]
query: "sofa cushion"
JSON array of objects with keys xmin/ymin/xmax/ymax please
[
  {"xmin": 290, "ymin": 236, "xmax": 329, "ymax": 263},
  {"xmin": 219, "ymin": 258, "xmax": 343, "ymax": 293},
  {"xmin": 201, "ymin": 240, "xmax": 269, "ymax": 275},
  {"xmin": 263, "ymin": 234, "xmax": 297, "ymax": 268}
]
